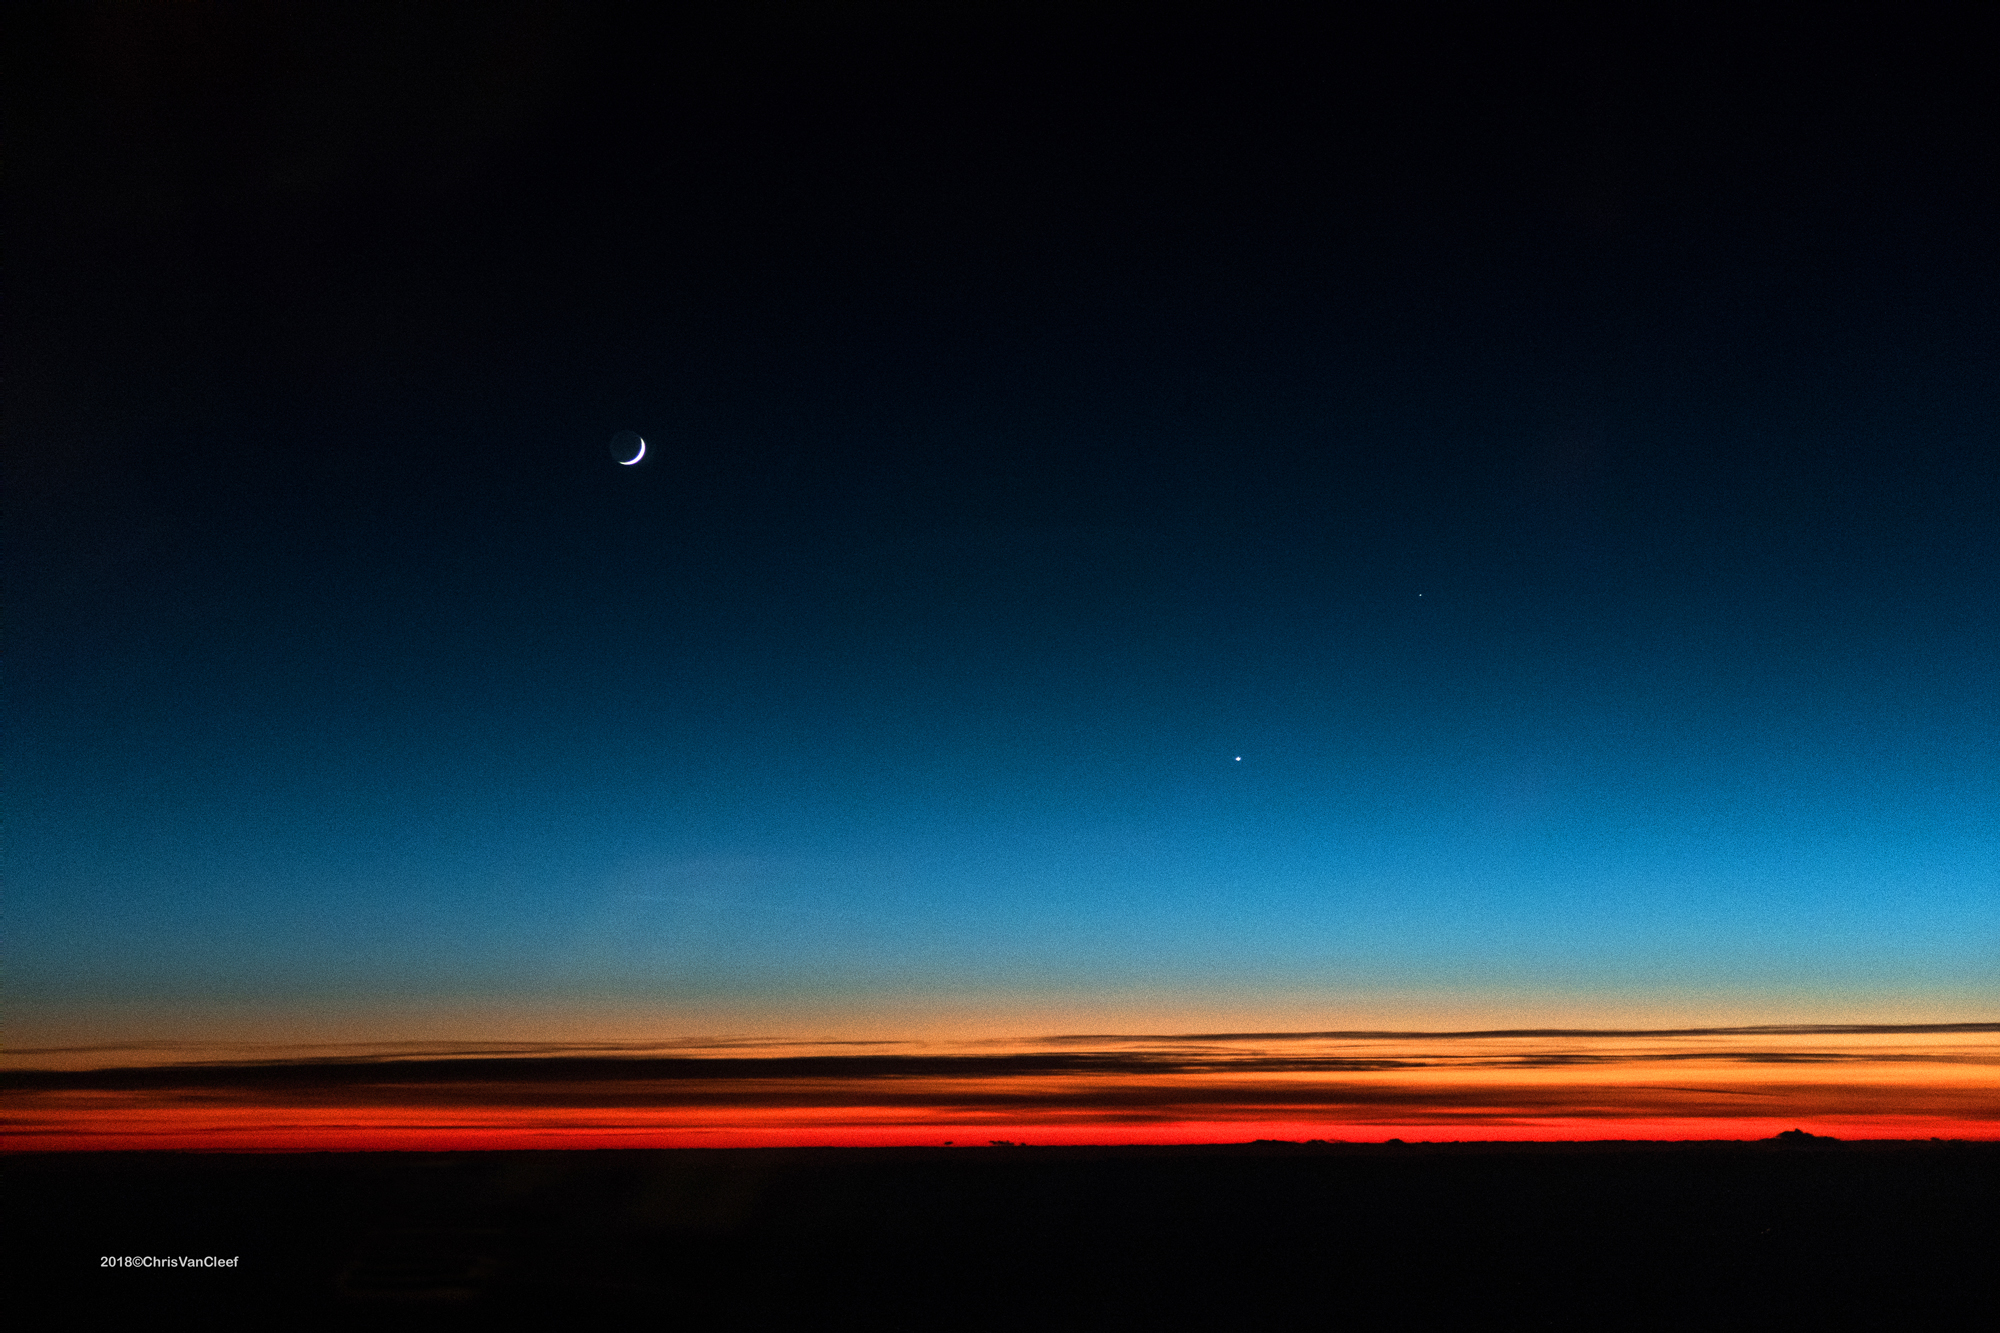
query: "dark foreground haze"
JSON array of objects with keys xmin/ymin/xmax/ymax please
[{"xmin": 14, "ymin": 1141, "xmax": 1994, "ymax": 1327}]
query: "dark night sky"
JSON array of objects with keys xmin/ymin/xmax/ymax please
[{"xmin": 9, "ymin": 4, "xmax": 1995, "ymax": 1044}]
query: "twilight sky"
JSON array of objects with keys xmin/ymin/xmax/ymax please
[{"xmin": 7, "ymin": 6, "xmax": 1995, "ymax": 1138}]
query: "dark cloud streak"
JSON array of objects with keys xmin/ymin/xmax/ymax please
[
  {"xmin": 1040, "ymin": 1025, "xmax": 2000, "ymax": 1043},
  {"xmin": 7, "ymin": 1024, "xmax": 1993, "ymax": 1095}
]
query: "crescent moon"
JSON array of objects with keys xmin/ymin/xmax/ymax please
[{"xmin": 608, "ymin": 430, "xmax": 646, "ymax": 465}]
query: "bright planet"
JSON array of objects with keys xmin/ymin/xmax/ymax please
[{"xmin": 609, "ymin": 430, "xmax": 645, "ymax": 465}]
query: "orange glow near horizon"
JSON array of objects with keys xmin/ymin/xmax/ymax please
[
  {"xmin": 7, "ymin": 1097, "xmax": 1996, "ymax": 1152},
  {"xmin": 6, "ymin": 1023, "xmax": 1995, "ymax": 1151}
]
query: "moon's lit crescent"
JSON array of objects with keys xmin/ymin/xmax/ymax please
[{"xmin": 609, "ymin": 430, "xmax": 646, "ymax": 465}]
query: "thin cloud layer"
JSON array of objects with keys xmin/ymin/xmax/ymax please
[{"xmin": 6, "ymin": 1025, "xmax": 1995, "ymax": 1148}]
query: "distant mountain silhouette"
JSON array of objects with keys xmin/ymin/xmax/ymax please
[{"xmin": 1769, "ymin": 1128, "xmax": 1840, "ymax": 1143}]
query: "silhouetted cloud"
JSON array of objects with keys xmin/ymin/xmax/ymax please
[
  {"xmin": 7, "ymin": 1024, "xmax": 1992, "ymax": 1147},
  {"xmin": 1039, "ymin": 1024, "xmax": 2000, "ymax": 1043},
  {"xmin": 7, "ymin": 1023, "xmax": 1994, "ymax": 1091}
]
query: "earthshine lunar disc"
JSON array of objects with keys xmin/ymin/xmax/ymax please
[{"xmin": 609, "ymin": 430, "xmax": 645, "ymax": 465}]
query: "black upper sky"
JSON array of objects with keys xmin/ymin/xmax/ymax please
[{"xmin": 18, "ymin": 5, "xmax": 1992, "ymax": 622}]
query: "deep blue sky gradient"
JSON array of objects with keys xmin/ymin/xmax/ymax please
[{"xmin": 10, "ymin": 4, "xmax": 1995, "ymax": 1035}]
